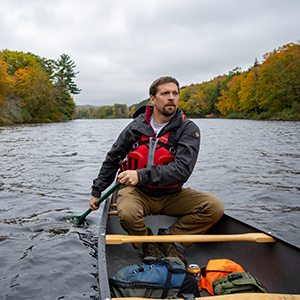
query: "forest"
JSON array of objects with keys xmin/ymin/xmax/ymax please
[
  {"xmin": 0, "ymin": 50, "xmax": 80, "ymax": 124},
  {"xmin": 1, "ymin": 42, "xmax": 299, "ymax": 124},
  {"xmin": 76, "ymin": 42, "xmax": 300, "ymax": 121}
]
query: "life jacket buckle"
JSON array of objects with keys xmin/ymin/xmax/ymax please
[
  {"xmin": 133, "ymin": 142, "xmax": 139, "ymax": 149},
  {"xmin": 169, "ymin": 147, "xmax": 176, "ymax": 155}
]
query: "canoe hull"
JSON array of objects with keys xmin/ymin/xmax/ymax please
[{"xmin": 98, "ymin": 198, "xmax": 300, "ymax": 299}]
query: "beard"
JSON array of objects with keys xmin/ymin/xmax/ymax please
[{"xmin": 162, "ymin": 104, "xmax": 177, "ymax": 116}]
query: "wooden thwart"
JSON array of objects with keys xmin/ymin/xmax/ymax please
[{"xmin": 105, "ymin": 233, "xmax": 276, "ymax": 245}]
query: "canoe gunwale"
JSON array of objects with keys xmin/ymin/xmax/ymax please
[
  {"xmin": 110, "ymin": 295, "xmax": 300, "ymax": 300},
  {"xmin": 98, "ymin": 198, "xmax": 111, "ymax": 300}
]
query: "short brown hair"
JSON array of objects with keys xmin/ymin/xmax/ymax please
[{"xmin": 149, "ymin": 76, "xmax": 180, "ymax": 97}]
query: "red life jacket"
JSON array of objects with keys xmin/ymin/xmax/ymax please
[{"xmin": 127, "ymin": 130, "xmax": 178, "ymax": 189}]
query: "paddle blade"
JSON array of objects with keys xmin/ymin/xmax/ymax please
[
  {"xmin": 59, "ymin": 182, "xmax": 122, "ymax": 224},
  {"xmin": 59, "ymin": 212, "xmax": 83, "ymax": 224}
]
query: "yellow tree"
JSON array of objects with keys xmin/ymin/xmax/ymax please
[
  {"xmin": 179, "ymin": 85, "xmax": 209, "ymax": 117},
  {"xmin": 216, "ymin": 73, "xmax": 245, "ymax": 114},
  {"xmin": 14, "ymin": 66, "xmax": 56, "ymax": 120},
  {"xmin": 239, "ymin": 67, "xmax": 260, "ymax": 113},
  {"xmin": 0, "ymin": 57, "xmax": 13, "ymax": 108}
]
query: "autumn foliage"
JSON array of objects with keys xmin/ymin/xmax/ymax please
[
  {"xmin": 76, "ymin": 42, "xmax": 299, "ymax": 121},
  {"xmin": 0, "ymin": 50, "xmax": 79, "ymax": 124},
  {"xmin": 215, "ymin": 42, "xmax": 300, "ymax": 119},
  {"xmin": 178, "ymin": 42, "xmax": 300, "ymax": 119}
]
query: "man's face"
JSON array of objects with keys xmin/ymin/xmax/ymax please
[{"xmin": 150, "ymin": 82, "xmax": 179, "ymax": 117}]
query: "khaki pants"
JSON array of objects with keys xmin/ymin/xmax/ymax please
[{"xmin": 117, "ymin": 186, "xmax": 224, "ymax": 249}]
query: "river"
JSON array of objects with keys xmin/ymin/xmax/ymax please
[{"xmin": 0, "ymin": 119, "xmax": 299, "ymax": 299}]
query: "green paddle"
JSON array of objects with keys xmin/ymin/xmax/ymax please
[{"xmin": 62, "ymin": 181, "xmax": 121, "ymax": 224}]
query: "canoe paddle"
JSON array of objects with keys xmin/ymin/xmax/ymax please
[{"xmin": 62, "ymin": 181, "xmax": 121, "ymax": 224}]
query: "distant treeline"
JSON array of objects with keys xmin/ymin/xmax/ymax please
[
  {"xmin": 0, "ymin": 50, "xmax": 80, "ymax": 124},
  {"xmin": 76, "ymin": 42, "xmax": 300, "ymax": 121},
  {"xmin": 75, "ymin": 99, "xmax": 151, "ymax": 119},
  {"xmin": 1, "ymin": 42, "xmax": 299, "ymax": 124}
]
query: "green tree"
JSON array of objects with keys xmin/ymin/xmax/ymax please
[
  {"xmin": 56, "ymin": 91, "xmax": 76, "ymax": 120},
  {"xmin": 55, "ymin": 54, "xmax": 81, "ymax": 95}
]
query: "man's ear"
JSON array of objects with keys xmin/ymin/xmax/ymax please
[{"xmin": 150, "ymin": 95, "xmax": 156, "ymax": 106}]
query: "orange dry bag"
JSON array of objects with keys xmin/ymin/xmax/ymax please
[{"xmin": 201, "ymin": 259, "xmax": 245, "ymax": 295}]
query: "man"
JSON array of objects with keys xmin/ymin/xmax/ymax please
[{"xmin": 89, "ymin": 76, "xmax": 224, "ymax": 264}]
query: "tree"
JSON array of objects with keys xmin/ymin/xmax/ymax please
[
  {"xmin": 13, "ymin": 65, "xmax": 62, "ymax": 121},
  {"xmin": 112, "ymin": 103, "xmax": 128, "ymax": 118},
  {"xmin": 239, "ymin": 67, "xmax": 261, "ymax": 113},
  {"xmin": 55, "ymin": 54, "xmax": 81, "ymax": 95},
  {"xmin": 1, "ymin": 50, "xmax": 39, "ymax": 76},
  {"xmin": 0, "ymin": 50, "xmax": 78, "ymax": 123},
  {"xmin": 216, "ymin": 73, "xmax": 245, "ymax": 114},
  {"xmin": 257, "ymin": 42, "xmax": 300, "ymax": 112},
  {"xmin": 0, "ymin": 57, "xmax": 13, "ymax": 109}
]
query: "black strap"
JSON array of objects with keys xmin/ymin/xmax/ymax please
[
  {"xmin": 201, "ymin": 267, "xmax": 233, "ymax": 277},
  {"xmin": 161, "ymin": 263, "xmax": 190, "ymax": 298},
  {"xmin": 143, "ymin": 257, "xmax": 190, "ymax": 299},
  {"xmin": 161, "ymin": 265, "xmax": 173, "ymax": 299},
  {"xmin": 133, "ymin": 139, "xmax": 149, "ymax": 149},
  {"xmin": 131, "ymin": 127, "xmax": 178, "ymax": 153},
  {"xmin": 128, "ymin": 156, "xmax": 139, "ymax": 170},
  {"xmin": 181, "ymin": 293, "xmax": 196, "ymax": 300},
  {"xmin": 161, "ymin": 265, "xmax": 191, "ymax": 298}
]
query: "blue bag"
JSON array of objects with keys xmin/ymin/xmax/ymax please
[{"xmin": 109, "ymin": 257, "xmax": 199, "ymax": 299}]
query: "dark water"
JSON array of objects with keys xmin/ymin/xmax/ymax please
[{"xmin": 1, "ymin": 119, "xmax": 299, "ymax": 299}]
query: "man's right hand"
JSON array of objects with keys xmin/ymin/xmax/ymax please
[
  {"xmin": 117, "ymin": 170, "xmax": 138, "ymax": 186},
  {"xmin": 89, "ymin": 195, "xmax": 100, "ymax": 211}
]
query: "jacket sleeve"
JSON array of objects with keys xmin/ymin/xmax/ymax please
[
  {"xmin": 91, "ymin": 123, "xmax": 134, "ymax": 198},
  {"xmin": 136, "ymin": 120, "xmax": 200, "ymax": 187}
]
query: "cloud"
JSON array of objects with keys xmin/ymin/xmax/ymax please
[{"xmin": 1, "ymin": 0, "xmax": 300, "ymax": 106}]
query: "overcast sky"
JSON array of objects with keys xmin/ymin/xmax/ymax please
[{"xmin": 1, "ymin": 0, "xmax": 299, "ymax": 107}]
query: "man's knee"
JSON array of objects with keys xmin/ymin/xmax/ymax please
[
  {"xmin": 118, "ymin": 202, "xmax": 142, "ymax": 227},
  {"xmin": 117, "ymin": 186, "xmax": 146, "ymax": 230},
  {"xmin": 207, "ymin": 194, "xmax": 224, "ymax": 222}
]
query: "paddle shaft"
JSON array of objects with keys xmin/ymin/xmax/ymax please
[
  {"xmin": 105, "ymin": 233, "xmax": 276, "ymax": 244},
  {"xmin": 77, "ymin": 181, "xmax": 121, "ymax": 222}
]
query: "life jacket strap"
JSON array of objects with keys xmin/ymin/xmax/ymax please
[{"xmin": 147, "ymin": 138, "xmax": 159, "ymax": 166}]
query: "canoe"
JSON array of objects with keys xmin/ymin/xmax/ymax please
[{"xmin": 97, "ymin": 190, "xmax": 300, "ymax": 299}]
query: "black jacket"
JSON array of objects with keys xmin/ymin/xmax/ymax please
[{"xmin": 92, "ymin": 106, "xmax": 200, "ymax": 198}]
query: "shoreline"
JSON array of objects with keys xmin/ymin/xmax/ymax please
[{"xmin": 1, "ymin": 115, "xmax": 300, "ymax": 125}]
